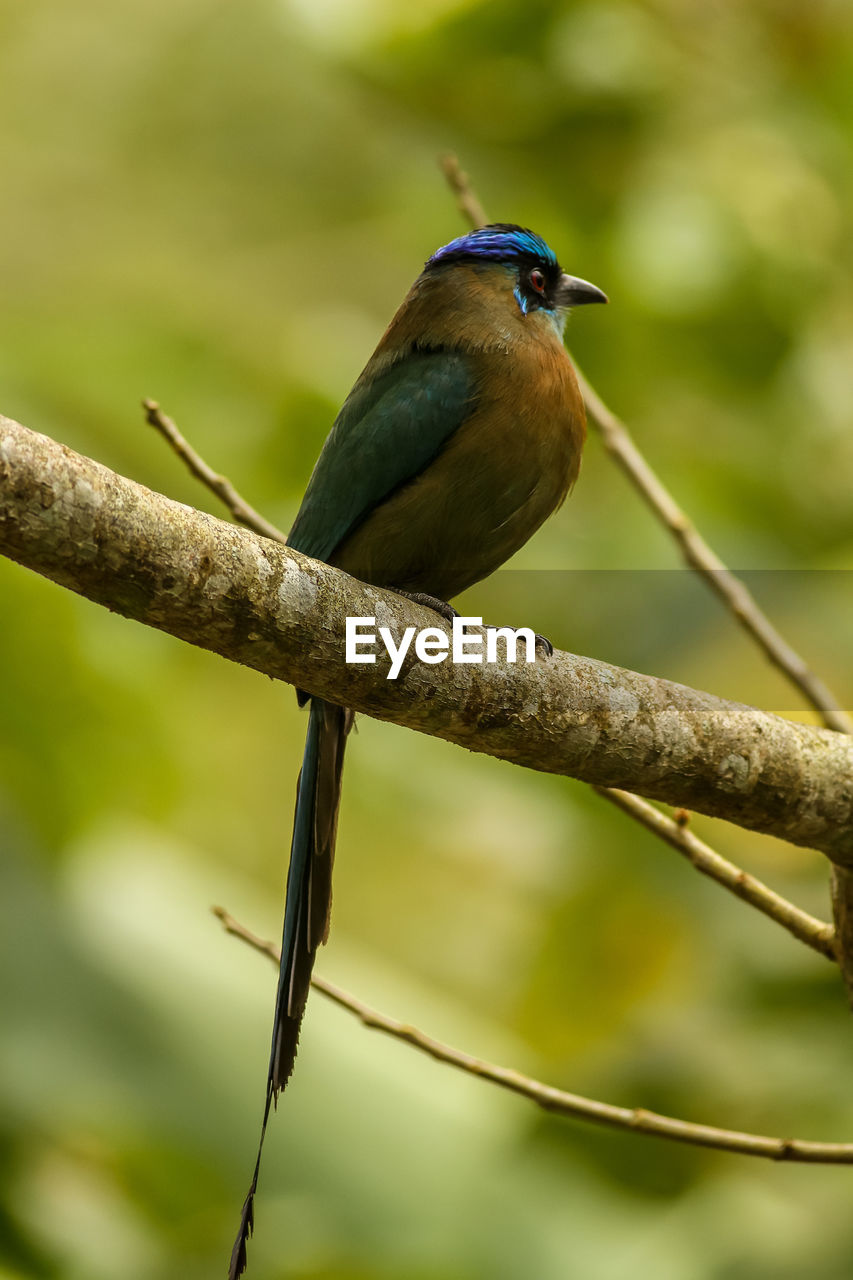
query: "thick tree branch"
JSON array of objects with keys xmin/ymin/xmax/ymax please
[
  {"xmin": 2, "ymin": 413, "xmax": 852, "ymax": 864},
  {"xmin": 213, "ymin": 907, "xmax": 853, "ymax": 1165}
]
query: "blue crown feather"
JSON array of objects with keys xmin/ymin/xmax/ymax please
[{"xmin": 427, "ymin": 224, "xmax": 558, "ymax": 270}]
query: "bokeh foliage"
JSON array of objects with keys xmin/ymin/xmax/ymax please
[{"xmin": 1, "ymin": 1, "xmax": 853, "ymax": 1277}]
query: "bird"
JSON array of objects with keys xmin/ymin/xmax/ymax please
[{"xmin": 229, "ymin": 223, "xmax": 607, "ymax": 1278}]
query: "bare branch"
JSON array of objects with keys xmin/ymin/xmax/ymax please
[
  {"xmin": 595, "ymin": 788, "xmax": 837, "ymax": 960},
  {"xmin": 3, "ymin": 414, "xmax": 851, "ymax": 863},
  {"xmin": 440, "ymin": 153, "xmax": 490, "ymax": 233},
  {"xmin": 576, "ymin": 376, "xmax": 853, "ymax": 736},
  {"xmin": 213, "ymin": 906, "xmax": 853, "ymax": 1165},
  {"xmin": 142, "ymin": 398, "xmax": 287, "ymax": 545}
]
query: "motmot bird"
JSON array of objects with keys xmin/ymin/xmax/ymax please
[{"xmin": 229, "ymin": 224, "xmax": 607, "ymax": 1278}]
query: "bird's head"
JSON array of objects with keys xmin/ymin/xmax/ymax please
[{"xmin": 425, "ymin": 224, "xmax": 607, "ymax": 332}]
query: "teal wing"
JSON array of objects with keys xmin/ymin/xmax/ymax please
[{"xmin": 287, "ymin": 349, "xmax": 476, "ymax": 562}]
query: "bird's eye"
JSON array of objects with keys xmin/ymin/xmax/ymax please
[{"xmin": 529, "ymin": 269, "xmax": 546, "ymax": 294}]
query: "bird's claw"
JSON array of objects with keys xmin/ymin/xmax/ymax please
[
  {"xmin": 395, "ymin": 590, "xmax": 459, "ymax": 624},
  {"xmin": 484, "ymin": 624, "xmax": 554, "ymax": 659},
  {"xmin": 397, "ymin": 592, "xmax": 554, "ymax": 660}
]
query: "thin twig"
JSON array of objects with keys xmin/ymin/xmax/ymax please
[
  {"xmin": 440, "ymin": 153, "xmax": 489, "ymax": 232},
  {"xmin": 142, "ymin": 398, "xmax": 287, "ymax": 545},
  {"xmin": 594, "ymin": 788, "xmax": 838, "ymax": 961},
  {"xmin": 438, "ymin": 154, "xmax": 853, "ymax": 737},
  {"xmin": 213, "ymin": 906, "xmax": 853, "ymax": 1164},
  {"xmin": 577, "ymin": 376, "xmax": 853, "ymax": 736}
]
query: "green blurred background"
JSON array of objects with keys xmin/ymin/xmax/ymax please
[{"xmin": 1, "ymin": 1, "xmax": 853, "ymax": 1276}]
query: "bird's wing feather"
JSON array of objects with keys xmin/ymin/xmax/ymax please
[{"xmin": 287, "ymin": 349, "xmax": 476, "ymax": 562}]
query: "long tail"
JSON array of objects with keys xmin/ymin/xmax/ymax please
[{"xmin": 229, "ymin": 697, "xmax": 352, "ymax": 1280}]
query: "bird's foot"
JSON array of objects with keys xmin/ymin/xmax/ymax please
[
  {"xmin": 395, "ymin": 590, "xmax": 459, "ymax": 624},
  {"xmin": 395, "ymin": 593, "xmax": 554, "ymax": 659},
  {"xmin": 484, "ymin": 624, "xmax": 554, "ymax": 659}
]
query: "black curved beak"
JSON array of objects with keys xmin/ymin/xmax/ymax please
[{"xmin": 555, "ymin": 274, "xmax": 608, "ymax": 307}]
